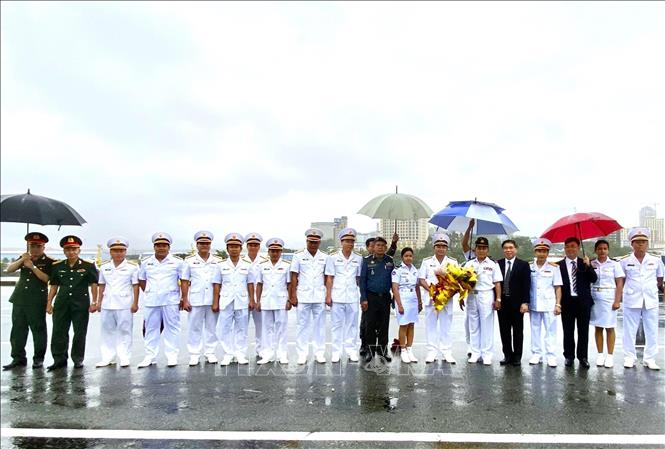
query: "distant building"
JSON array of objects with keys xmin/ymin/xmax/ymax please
[
  {"xmin": 379, "ymin": 218, "xmax": 430, "ymax": 249},
  {"xmin": 639, "ymin": 206, "xmax": 664, "ymax": 245},
  {"xmin": 311, "ymin": 216, "xmax": 348, "ymax": 247}
]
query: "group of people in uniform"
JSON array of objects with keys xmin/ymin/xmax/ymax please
[{"xmin": 3, "ymin": 224, "xmax": 663, "ymax": 372}]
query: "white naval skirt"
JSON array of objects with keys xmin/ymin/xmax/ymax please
[
  {"xmin": 590, "ymin": 288, "xmax": 618, "ymax": 328},
  {"xmin": 395, "ymin": 291, "xmax": 419, "ymax": 326}
]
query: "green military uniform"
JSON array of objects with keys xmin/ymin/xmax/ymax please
[
  {"xmin": 9, "ymin": 253, "xmax": 55, "ymax": 365},
  {"xmin": 49, "ymin": 237, "xmax": 98, "ymax": 367}
]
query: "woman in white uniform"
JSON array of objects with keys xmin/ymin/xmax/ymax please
[
  {"xmin": 589, "ymin": 239, "xmax": 625, "ymax": 368},
  {"xmin": 391, "ymin": 247, "xmax": 422, "ymax": 364}
]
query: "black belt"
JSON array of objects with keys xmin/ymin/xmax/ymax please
[{"xmin": 368, "ymin": 291, "xmax": 391, "ymax": 298}]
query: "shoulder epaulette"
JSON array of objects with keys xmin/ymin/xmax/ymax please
[
  {"xmin": 185, "ymin": 254, "xmax": 196, "ymax": 259},
  {"xmin": 82, "ymin": 258, "xmax": 95, "ymax": 264},
  {"xmin": 616, "ymin": 254, "xmax": 631, "ymax": 260},
  {"xmin": 52, "ymin": 259, "xmax": 65, "ymax": 265},
  {"xmin": 44, "ymin": 255, "xmax": 56, "ymax": 261},
  {"xmin": 242, "ymin": 256, "xmax": 251, "ymax": 263},
  {"xmin": 172, "ymin": 255, "xmax": 183, "ymax": 260},
  {"xmin": 126, "ymin": 260, "xmax": 139, "ymax": 266},
  {"xmin": 548, "ymin": 262, "xmax": 559, "ymax": 267}
]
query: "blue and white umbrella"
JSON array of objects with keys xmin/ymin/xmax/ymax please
[{"xmin": 429, "ymin": 200, "xmax": 519, "ymax": 235}]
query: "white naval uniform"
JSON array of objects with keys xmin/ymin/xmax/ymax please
[
  {"xmin": 217, "ymin": 258, "xmax": 254, "ymax": 358},
  {"xmin": 257, "ymin": 259, "xmax": 291, "ymax": 360},
  {"xmin": 418, "ymin": 255, "xmax": 459, "ymax": 357},
  {"xmin": 529, "ymin": 261, "xmax": 563, "ymax": 359},
  {"xmin": 183, "ymin": 254, "xmax": 222, "ymax": 358},
  {"xmin": 464, "ymin": 257, "xmax": 502, "ymax": 360},
  {"xmin": 392, "ymin": 263, "xmax": 420, "ymax": 326},
  {"xmin": 138, "ymin": 254, "xmax": 188, "ymax": 362},
  {"xmin": 325, "ymin": 250, "xmax": 362, "ymax": 358},
  {"xmin": 290, "ymin": 250, "xmax": 328, "ymax": 358},
  {"xmin": 463, "ymin": 250, "xmax": 475, "ymax": 347},
  {"xmin": 98, "ymin": 259, "xmax": 139, "ymax": 364},
  {"xmin": 620, "ymin": 253, "xmax": 665, "ymax": 363},
  {"xmin": 589, "ymin": 259, "xmax": 625, "ymax": 328},
  {"xmin": 247, "ymin": 255, "xmax": 266, "ymax": 356}
]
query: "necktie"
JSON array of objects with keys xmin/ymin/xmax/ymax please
[
  {"xmin": 571, "ymin": 261, "xmax": 577, "ymax": 294},
  {"xmin": 504, "ymin": 261, "xmax": 512, "ymax": 296}
]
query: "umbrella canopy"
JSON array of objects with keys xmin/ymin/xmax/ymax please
[
  {"xmin": 357, "ymin": 188, "xmax": 432, "ymax": 221},
  {"xmin": 1, "ymin": 190, "xmax": 87, "ymax": 229},
  {"xmin": 429, "ymin": 200, "xmax": 519, "ymax": 235},
  {"xmin": 540, "ymin": 212, "xmax": 622, "ymax": 243}
]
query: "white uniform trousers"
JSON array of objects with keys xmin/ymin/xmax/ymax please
[
  {"xmin": 143, "ymin": 305, "xmax": 180, "ymax": 361},
  {"xmin": 187, "ymin": 305, "xmax": 218, "ymax": 357},
  {"xmin": 425, "ymin": 301, "xmax": 454, "ymax": 355},
  {"xmin": 217, "ymin": 303, "xmax": 249, "ymax": 358},
  {"xmin": 464, "ymin": 308, "xmax": 471, "ymax": 345},
  {"xmin": 296, "ymin": 303, "xmax": 326, "ymax": 358},
  {"xmin": 250, "ymin": 309, "xmax": 263, "ymax": 356},
  {"xmin": 261, "ymin": 310, "xmax": 288, "ymax": 360},
  {"xmin": 467, "ymin": 290, "xmax": 495, "ymax": 359},
  {"xmin": 623, "ymin": 305, "xmax": 659, "ymax": 362},
  {"xmin": 99, "ymin": 309, "xmax": 133, "ymax": 363},
  {"xmin": 529, "ymin": 311, "xmax": 557, "ymax": 358},
  {"xmin": 331, "ymin": 302, "xmax": 358, "ymax": 357}
]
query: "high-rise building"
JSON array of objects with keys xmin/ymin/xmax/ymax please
[
  {"xmin": 310, "ymin": 216, "xmax": 348, "ymax": 247},
  {"xmin": 379, "ymin": 218, "xmax": 430, "ymax": 249},
  {"xmin": 639, "ymin": 206, "xmax": 664, "ymax": 244}
]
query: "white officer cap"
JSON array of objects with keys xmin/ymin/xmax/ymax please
[
  {"xmin": 338, "ymin": 227, "xmax": 357, "ymax": 241},
  {"xmin": 432, "ymin": 233, "xmax": 450, "ymax": 246},
  {"xmin": 266, "ymin": 238, "xmax": 284, "ymax": 249},
  {"xmin": 107, "ymin": 237, "xmax": 129, "ymax": 249},
  {"xmin": 628, "ymin": 227, "xmax": 650, "ymax": 242},
  {"xmin": 305, "ymin": 228, "xmax": 324, "ymax": 241},
  {"xmin": 245, "ymin": 232, "xmax": 263, "ymax": 244},
  {"xmin": 152, "ymin": 232, "xmax": 172, "ymax": 245},
  {"xmin": 194, "ymin": 230, "xmax": 214, "ymax": 243},
  {"xmin": 533, "ymin": 237, "xmax": 552, "ymax": 250},
  {"xmin": 224, "ymin": 232, "xmax": 244, "ymax": 245}
]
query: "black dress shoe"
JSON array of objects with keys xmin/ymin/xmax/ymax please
[
  {"xmin": 73, "ymin": 362, "xmax": 84, "ymax": 369},
  {"xmin": 47, "ymin": 362, "xmax": 67, "ymax": 371},
  {"xmin": 32, "ymin": 361, "xmax": 44, "ymax": 369},
  {"xmin": 2, "ymin": 360, "xmax": 27, "ymax": 370},
  {"xmin": 381, "ymin": 349, "xmax": 392, "ymax": 362},
  {"xmin": 511, "ymin": 360, "xmax": 521, "ymax": 366},
  {"xmin": 500, "ymin": 358, "xmax": 510, "ymax": 366},
  {"xmin": 363, "ymin": 352, "xmax": 373, "ymax": 364},
  {"xmin": 579, "ymin": 359, "xmax": 590, "ymax": 369},
  {"xmin": 564, "ymin": 358, "xmax": 574, "ymax": 367}
]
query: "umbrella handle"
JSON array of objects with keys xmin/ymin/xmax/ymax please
[{"xmin": 576, "ymin": 222, "xmax": 586, "ymax": 257}]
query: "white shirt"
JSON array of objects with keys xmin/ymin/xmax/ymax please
[
  {"xmin": 245, "ymin": 255, "xmax": 266, "ymax": 286},
  {"xmin": 98, "ymin": 259, "xmax": 139, "ymax": 310},
  {"xmin": 324, "ymin": 250, "xmax": 362, "ymax": 304},
  {"xmin": 391, "ymin": 263, "xmax": 419, "ymax": 294},
  {"xmin": 621, "ymin": 253, "xmax": 665, "ymax": 310},
  {"xmin": 529, "ymin": 261, "xmax": 563, "ymax": 312},
  {"xmin": 465, "ymin": 257, "xmax": 503, "ymax": 291},
  {"xmin": 565, "ymin": 257, "xmax": 578, "ymax": 297},
  {"xmin": 591, "ymin": 258, "xmax": 625, "ymax": 289},
  {"xmin": 183, "ymin": 253, "xmax": 222, "ymax": 306},
  {"xmin": 257, "ymin": 258, "xmax": 291, "ymax": 310},
  {"xmin": 217, "ymin": 258, "xmax": 254, "ymax": 309},
  {"xmin": 138, "ymin": 254, "xmax": 188, "ymax": 307},
  {"xmin": 418, "ymin": 255, "xmax": 459, "ymax": 306},
  {"xmin": 290, "ymin": 250, "xmax": 328, "ymax": 303}
]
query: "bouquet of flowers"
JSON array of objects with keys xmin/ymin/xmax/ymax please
[{"xmin": 428, "ymin": 264, "xmax": 478, "ymax": 311}]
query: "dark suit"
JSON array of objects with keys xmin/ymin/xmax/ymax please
[
  {"xmin": 497, "ymin": 258, "xmax": 531, "ymax": 363},
  {"xmin": 557, "ymin": 257, "xmax": 597, "ymax": 361}
]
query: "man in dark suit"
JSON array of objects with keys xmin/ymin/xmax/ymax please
[
  {"xmin": 497, "ymin": 239, "xmax": 531, "ymax": 366},
  {"xmin": 557, "ymin": 237, "xmax": 597, "ymax": 368}
]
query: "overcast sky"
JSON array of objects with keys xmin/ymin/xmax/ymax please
[{"xmin": 1, "ymin": 2, "xmax": 663, "ymax": 251}]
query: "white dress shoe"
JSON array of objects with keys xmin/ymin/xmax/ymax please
[
  {"xmin": 643, "ymin": 359, "xmax": 660, "ymax": 370},
  {"xmin": 596, "ymin": 354, "xmax": 606, "ymax": 367},
  {"xmin": 348, "ymin": 352, "xmax": 359, "ymax": 363},
  {"xmin": 604, "ymin": 354, "xmax": 614, "ymax": 368},
  {"xmin": 400, "ymin": 351, "xmax": 411, "ymax": 364},
  {"xmin": 189, "ymin": 355, "xmax": 200, "ymax": 366},
  {"xmin": 482, "ymin": 357, "xmax": 492, "ymax": 366},
  {"xmin": 468, "ymin": 354, "xmax": 480, "ymax": 364},
  {"xmin": 425, "ymin": 352, "xmax": 437, "ymax": 363},
  {"xmin": 236, "ymin": 355, "xmax": 249, "ymax": 365},
  {"xmin": 167, "ymin": 358, "xmax": 178, "ymax": 367},
  {"xmin": 220, "ymin": 355, "xmax": 234, "ymax": 366},
  {"xmin": 257, "ymin": 356, "xmax": 274, "ymax": 365},
  {"xmin": 529, "ymin": 355, "xmax": 542, "ymax": 365},
  {"xmin": 95, "ymin": 360, "xmax": 113, "ymax": 368},
  {"xmin": 137, "ymin": 358, "xmax": 156, "ymax": 368},
  {"xmin": 119, "ymin": 359, "xmax": 130, "ymax": 368},
  {"xmin": 278, "ymin": 355, "xmax": 289, "ymax": 364},
  {"xmin": 547, "ymin": 356, "xmax": 558, "ymax": 367},
  {"xmin": 624, "ymin": 356, "xmax": 635, "ymax": 368},
  {"xmin": 297, "ymin": 355, "xmax": 308, "ymax": 365},
  {"xmin": 407, "ymin": 347, "xmax": 418, "ymax": 363},
  {"xmin": 331, "ymin": 353, "xmax": 341, "ymax": 363},
  {"xmin": 205, "ymin": 354, "xmax": 218, "ymax": 364},
  {"xmin": 315, "ymin": 353, "xmax": 326, "ymax": 364},
  {"xmin": 442, "ymin": 351, "xmax": 456, "ymax": 364}
]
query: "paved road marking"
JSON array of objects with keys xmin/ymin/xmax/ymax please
[{"xmin": 1, "ymin": 428, "xmax": 663, "ymax": 445}]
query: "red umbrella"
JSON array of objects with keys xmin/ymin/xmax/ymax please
[{"xmin": 540, "ymin": 212, "xmax": 622, "ymax": 255}]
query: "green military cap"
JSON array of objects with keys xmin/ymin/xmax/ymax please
[{"xmin": 25, "ymin": 232, "xmax": 49, "ymax": 244}]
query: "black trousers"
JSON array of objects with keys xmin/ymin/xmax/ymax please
[
  {"xmin": 561, "ymin": 298, "xmax": 591, "ymax": 361},
  {"xmin": 359, "ymin": 309, "xmax": 367, "ymax": 352},
  {"xmin": 51, "ymin": 302, "xmax": 90, "ymax": 365},
  {"xmin": 10, "ymin": 305, "xmax": 47, "ymax": 364},
  {"xmin": 363, "ymin": 292, "xmax": 391, "ymax": 354},
  {"xmin": 497, "ymin": 302, "xmax": 524, "ymax": 362}
]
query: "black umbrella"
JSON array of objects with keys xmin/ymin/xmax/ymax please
[{"xmin": 1, "ymin": 189, "xmax": 87, "ymax": 234}]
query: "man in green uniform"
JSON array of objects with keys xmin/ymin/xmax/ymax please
[
  {"xmin": 3, "ymin": 232, "xmax": 55, "ymax": 370},
  {"xmin": 46, "ymin": 235, "xmax": 98, "ymax": 371}
]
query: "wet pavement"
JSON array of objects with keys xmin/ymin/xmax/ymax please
[{"xmin": 1, "ymin": 286, "xmax": 664, "ymax": 448}]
